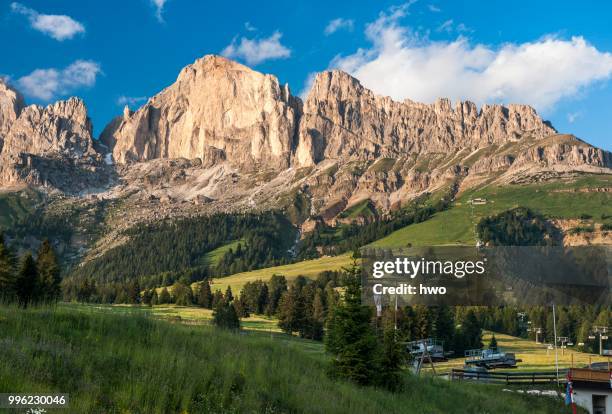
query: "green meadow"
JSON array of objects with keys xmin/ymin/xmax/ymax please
[{"xmin": 0, "ymin": 304, "xmax": 577, "ymax": 414}]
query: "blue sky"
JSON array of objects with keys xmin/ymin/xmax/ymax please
[{"xmin": 1, "ymin": 0, "xmax": 611, "ymax": 150}]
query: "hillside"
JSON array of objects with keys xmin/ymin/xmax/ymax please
[
  {"xmin": 207, "ymin": 173, "xmax": 610, "ymax": 293},
  {"xmin": 0, "ymin": 305, "xmax": 577, "ymax": 414}
]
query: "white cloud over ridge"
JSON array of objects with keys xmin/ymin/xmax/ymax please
[
  {"xmin": 324, "ymin": 18, "xmax": 354, "ymax": 36},
  {"xmin": 151, "ymin": 0, "xmax": 168, "ymax": 22},
  {"xmin": 18, "ymin": 60, "xmax": 101, "ymax": 101},
  {"xmin": 11, "ymin": 2, "xmax": 85, "ymax": 41},
  {"xmin": 330, "ymin": 6, "xmax": 612, "ymax": 112},
  {"xmin": 117, "ymin": 95, "xmax": 147, "ymax": 107},
  {"xmin": 222, "ymin": 31, "xmax": 291, "ymax": 65}
]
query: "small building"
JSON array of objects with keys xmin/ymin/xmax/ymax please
[
  {"xmin": 469, "ymin": 198, "xmax": 487, "ymax": 205},
  {"xmin": 570, "ymin": 367, "xmax": 612, "ymax": 414}
]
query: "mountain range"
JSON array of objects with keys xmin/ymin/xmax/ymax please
[{"xmin": 1, "ymin": 55, "xmax": 611, "ymax": 261}]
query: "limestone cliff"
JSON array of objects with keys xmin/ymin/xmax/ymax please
[
  {"xmin": 0, "ymin": 96, "xmax": 108, "ymax": 191},
  {"xmin": 102, "ymin": 55, "xmax": 300, "ymax": 170}
]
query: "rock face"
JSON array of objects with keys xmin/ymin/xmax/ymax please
[
  {"xmin": 102, "ymin": 55, "xmax": 300, "ymax": 170},
  {"xmin": 0, "ymin": 96, "xmax": 108, "ymax": 191},
  {"xmin": 295, "ymin": 70, "xmax": 556, "ymax": 166},
  {"xmin": 0, "ymin": 54, "xmax": 610, "ymax": 219},
  {"xmin": 0, "ymin": 79, "xmax": 25, "ymax": 152}
]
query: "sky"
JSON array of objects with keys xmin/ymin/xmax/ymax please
[{"xmin": 1, "ymin": 0, "xmax": 611, "ymax": 151}]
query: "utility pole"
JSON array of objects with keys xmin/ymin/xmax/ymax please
[
  {"xmin": 552, "ymin": 304, "xmax": 559, "ymax": 384},
  {"xmin": 558, "ymin": 337, "xmax": 569, "ymax": 356},
  {"xmin": 592, "ymin": 326, "xmax": 610, "ymax": 356}
]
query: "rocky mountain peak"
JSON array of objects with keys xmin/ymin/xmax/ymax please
[
  {"xmin": 0, "ymin": 95, "xmax": 106, "ymax": 191},
  {"xmin": 104, "ymin": 54, "xmax": 300, "ymax": 169},
  {"xmin": 2, "ymin": 96, "xmax": 95, "ymax": 159},
  {"xmin": 0, "ymin": 79, "xmax": 25, "ymax": 150}
]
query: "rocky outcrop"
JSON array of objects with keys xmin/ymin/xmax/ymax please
[
  {"xmin": 294, "ymin": 70, "xmax": 557, "ymax": 166},
  {"xmin": 0, "ymin": 79, "xmax": 25, "ymax": 152},
  {"xmin": 102, "ymin": 55, "xmax": 300, "ymax": 170},
  {"xmin": 0, "ymin": 97, "xmax": 109, "ymax": 191},
  {"xmin": 0, "ymin": 54, "xmax": 610, "ymax": 220}
]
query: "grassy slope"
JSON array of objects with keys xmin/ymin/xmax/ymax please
[
  {"xmin": 210, "ymin": 253, "xmax": 353, "ymax": 294},
  {"xmin": 0, "ymin": 305, "xmax": 575, "ymax": 414},
  {"xmin": 76, "ymin": 303, "xmax": 281, "ymax": 333},
  {"xmin": 199, "ymin": 239, "xmax": 244, "ymax": 266},
  {"xmin": 425, "ymin": 331, "xmax": 610, "ymax": 374},
  {"xmin": 210, "ymin": 175, "xmax": 611, "ymax": 292},
  {"xmin": 373, "ymin": 174, "xmax": 612, "ymax": 248}
]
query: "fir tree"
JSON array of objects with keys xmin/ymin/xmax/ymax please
[
  {"xmin": 225, "ymin": 286, "xmax": 234, "ymax": 303},
  {"xmin": 197, "ymin": 281, "xmax": 213, "ymax": 308},
  {"xmin": 159, "ymin": 287, "xmax": 171, "ymax": 304},
  {"xmin": 212, "ymin": 300, "xmax": 240, "ymax": 330},
  {"xmin": 0, "ymin": 233, "xmax": 16, "ymax": 302},
  {"xmin": 488, "ymin": 334, "xmax": 498, "ymax": 351},
  {"xmin": 15, "ymin": 253, "xmax": 38, "ymax": 308},
  {"xmin": 35, "ymin": 239, "xmax": 61, "ymax": 303},
  {"xmin": 150, "ymin": 289, "xmax": 159, "ymax": 306},
  {"xmin": 325, "ymin": 265, "xmax": 379, "ymax": 386}
]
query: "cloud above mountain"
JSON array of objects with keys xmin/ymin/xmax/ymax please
[
  {"xmin": 222, "ymin": 31, "xmax": 291, "ymax": 65},
  {"xmin": 324, "ymin": 18, "xmax": 354, "ymax": 36},
  {"xmin": 330, "ymin": 5, "xmax": 612, "ymax": 112},
  {"xmin": 11, "ymin": 2, "xmax": 85, "ymax": 41},
  {"xmin": 17, "ymin": 60, "xmax": 101, "ymax": 101}
]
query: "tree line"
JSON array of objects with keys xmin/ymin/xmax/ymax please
[{"xmin": 0, "ymin": 233, "xmax": 61, "ymax": 307}]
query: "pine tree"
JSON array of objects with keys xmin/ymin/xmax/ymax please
[
  {"xmin": 460, "ymin": 310, "xmax": 483, "ymax": 351},
  {"xmin": 150, "ymin": 289, "xmax": 159, "ymax": 306},
  {"xmin": 211, "ymin": 289, "xmax": 224, "ymax": 308},
  {"xmin": 197, "ymin": 281, "xmax": 213, "ymax": 308},
  {"xmin": 489, "ymin": 334, "xmax": 498, "ymax": 351},
  {"xmin": 267, "ymin": 274, "xmax": 288, "ymax": 315},
  {"xmin": 212, "ymin": 300, "xmax": 240, "ymax": 330},
  {"xmin": 225, "ymin": 286, "xmax": 234, "ymax": 303},
  {"xmin": 311, "ymin": 288, "xmax": 326, "ymax": 340},
  {"xmin": 378, "ymin": 325, "xmax": 404, "ymax": 391},
  {"xmin": 142, "ymin": 289, "xmax": 153, "ymax": 306},
  {"xmin": 35, "ymin": 239, "xmax": 61, "ymax": 303},
  {"xmin": 325, "ymin": 265, "xmax": 379, "ymax": 386},
  {"xmin": 277, "ymin": 286, "xmax": 304, "ymax": 334},
  {"xmin": 0, "ymin": 233, "xmax": 16, "ymax": 302},
  {"xmin": 159, "ymin": 287, "xmax": 171, "ymax": 304},
  {"xmin": 127, "ymin": 279, "xmax": 141, "ymax": 304},
  {"xmin": 432, "ymin": 305, "xmax": 455, "ymax": 348},
  {"xmin": 15, "ymin": 253, "xmax": 38, "ymax": 308}
]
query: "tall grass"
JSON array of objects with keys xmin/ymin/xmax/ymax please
[{"xmin": 0, "ymin": 305, "xmax": 575, "ymax": 413}]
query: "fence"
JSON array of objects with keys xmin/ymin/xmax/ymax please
[{"xmin": 449, "ymin": 369, "xmax": 568, "ymax": 385}]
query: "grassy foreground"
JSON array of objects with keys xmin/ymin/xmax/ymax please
[{"xmin": 0, "ymin": 305, "xmax": 576, "ymax": 414}]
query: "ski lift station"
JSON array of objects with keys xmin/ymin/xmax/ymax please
[{"xmin": 464, "ymin": 348, "xmax": 521, "ymax": 369}]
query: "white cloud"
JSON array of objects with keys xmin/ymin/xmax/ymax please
[
  {"xmin": 244, "ymin": 21, "xmax": 257, "ymax": 32},
  {"xmin": 324, "ymin": 18, "xmax": 354, "ymax": 36},
  {"xmin": 11, "ymin": 2, "xmax": 85, "ymax": 41},
  {"xmin": 428, "ymin": 4, "xmax": 441, "ymax": 12},
  {"xmin": 221, "ymin": 31, "xmax": 291, "ymax": 65},
  {"xmin": 330, "ymin": 6, "xmax": 612, "ymax": 112},
  {"xmin": 436, "ymin": 19, "xmax": 471, "ymax": 34},
  {"xmin": 17, "ymin": 60, "xmax": 101, "ymax": 101},
  {"xmin": 151, "ymin": 0, "xmax": 168, "ymax": 22},
  {"xmin": 437, "ymin": 19, "xmax": 453, "ymax": 33},
  {"xmin": 117, "ymin": 95, "xmax": 147, "ymax": 106},
  {"xmin": 567, "ymin": 111, "xmax": 583, "ymax": 123}
]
